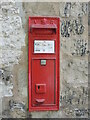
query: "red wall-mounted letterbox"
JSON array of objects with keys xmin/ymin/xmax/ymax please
[{"xmin": 28, "ymin": 16, "xmax": 60, "ymax": 111}]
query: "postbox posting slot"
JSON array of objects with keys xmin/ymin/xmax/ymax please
[{"xmin": 30, "ymin": 24, "xmax": 57, "ymax": 35}]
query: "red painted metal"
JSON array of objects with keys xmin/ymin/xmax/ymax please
[
  {"xmin": 35, "ymin": 84, "xmax": 46, "ymax": 94},
  {"xmin": 28, "ymin": 16, "xmax": 60, "ymax": 111}
]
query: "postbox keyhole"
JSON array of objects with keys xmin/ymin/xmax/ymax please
[{"xmin": 38, "ymin": 86, "xmax": 40, "ymax": 90}]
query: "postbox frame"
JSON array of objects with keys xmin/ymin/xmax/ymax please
[{"xmin": 28, "ymin": 16, "xmax": 60, "ymax": 112}]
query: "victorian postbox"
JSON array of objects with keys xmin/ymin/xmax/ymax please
[{"xmin": 28, "ymin": 16, "xmax": 60, "ymax": 111}]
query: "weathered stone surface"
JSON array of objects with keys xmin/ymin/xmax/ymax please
[{"xmin": 0, "ymin": 1, "xmax": 88, "ymax": 118}]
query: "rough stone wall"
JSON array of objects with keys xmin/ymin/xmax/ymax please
[{"xmin": 0, "ymin": 1, "xmax": 89, "ymax": 118}]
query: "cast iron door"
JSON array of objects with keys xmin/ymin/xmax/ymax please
[{"xmin": 32, "ymin": 59, "xmax": 55, "ymax": 106}]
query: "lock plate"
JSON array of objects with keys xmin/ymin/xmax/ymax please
[{"xmin": 36, "ymin": 84, "xmax": 46, "ymax": 94}]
